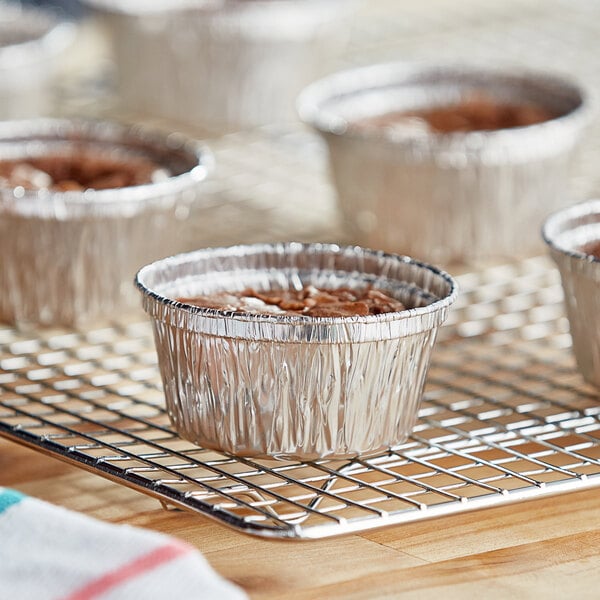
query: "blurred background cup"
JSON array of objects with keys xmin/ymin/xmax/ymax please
[
  {"xmin": 0, "ymin": 118, "xmax": 212, "ymax": 326},
  {"xmin": 298, "ymin": 62, "xmax": 590, "ymax": 265},
  {"xmin": 82, "ymin": 0, "xmax": 357, "ymax": 132},
  {"xmin": 542, "ymin": 200, "xmax": 600, "ymax": 388},
  {"xmin": 0, "ymin": 2, "xmax": 75, "ymax": 118}
]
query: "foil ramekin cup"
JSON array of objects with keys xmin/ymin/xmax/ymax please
[
  {"xmin": 135, "ymin": 242, "xmax": 457, "ymax": 460},
  {"xmin": 298, "ymin": 63, "xmax": 590, "ymax": 264},
  {"xmin": 0, "ymin": 118, "xmax": 212, "ymax": 327},
  {"xmin": 0, "ymin": 4, "xmax": 75, "ymax": 118},
  {"xmin": 83, "ymin": 0, "xmax": 355, "ymax": 130},
  {"xmin": 543, "ymin": 200, "xmax": 600, "ymax": 388}
]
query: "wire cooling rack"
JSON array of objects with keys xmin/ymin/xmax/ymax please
[
  {"xmin": 2, "ymin": 0, "xmax": 600, "ymax": 540},
  {"xmin": 1, "ymin": 256, "xmax": 598, "ymax": 540}
]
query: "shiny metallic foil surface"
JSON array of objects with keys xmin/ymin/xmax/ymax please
[
  {"xmin": 0, "ymin": 119, "xmax": 212, "ymax": 326},
  {"xmin": 298, "ymin": 63, "xmax": 590, "ymax": 264},
  {"xmin": 84, "ymin": 0, "xmax": 355, "ymax": 130},
  {"xmin": 543, "ymin": 200, "xmax": 600, "ymax": 388},
  {"xmin": 0, "ymin": 5, "xmax": 75, "ymax": 118},
  {"xmin": 136, "ymin": 243, "xmax": 457, "ymax": 460}
]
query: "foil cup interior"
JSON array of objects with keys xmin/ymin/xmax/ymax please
[
  {"xmin": 136, "ymin": 242, "xmax": 458, "ymax": 343},
  {"xmin": 0, "ymin": 118, "xmax": 212, "ymax": 219},
  {"xmin": 136, "ymin": 243, "xmax": 457, "ymax": 459},
  {"xmin": 543, "ymin": 200, "xmax": 600, "ymax": 260},
  {"xmin": 298, "ymin": 62, "xmax": 588, "ymax": 160}
]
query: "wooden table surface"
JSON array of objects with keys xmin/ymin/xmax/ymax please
[{"xmin": 2, "ymin": 437, "xmax": 598, "ymax": 599}]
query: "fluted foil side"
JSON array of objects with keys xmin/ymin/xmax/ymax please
[
  {"xmin": 85, "ymin": 0, "xmax": 355, "ymax": 130},
  {"xmin": 137, "ymin": 243, "xmax": 457, "ymax": 459},
  {"xmin": 543, "ymin": 200, "xmax": 600, "ymax": 387},
  {"xmin": 298, "ymin": 63, "xmax": 590, "ymax": 263},
  {"xmin": 0, "ymin": 119, "xmax": 212, "ymax": 326}
]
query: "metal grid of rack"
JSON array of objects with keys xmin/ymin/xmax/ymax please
[{"xmin": 1, "ymin": 257, "xmax": 598, "ymax": 540}]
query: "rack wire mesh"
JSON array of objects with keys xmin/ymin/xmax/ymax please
[{"xmin": 1, "ymin": 256, "xmax": 598, "ymax": 539}]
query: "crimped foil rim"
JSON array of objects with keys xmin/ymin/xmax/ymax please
[
  {"xmin": 542, "ymin": 199, "xmax": 600, "ymax": 280},
  {"xmin": 0, "ymin": 118, "xmax": 212, "ymax": 216},
  {"xmin": 135, "ymin": 242, "xmax": 458, "ymax": 343},
  {"xmin": 297, "ymin": 61, "xmax": 590, "ymax": 160}
]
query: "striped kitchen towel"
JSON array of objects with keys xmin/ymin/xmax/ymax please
[{"xmin": 0, "ymin": 487, "xmax": 247, "ymax": 600}]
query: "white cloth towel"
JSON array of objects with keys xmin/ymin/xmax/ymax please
[{"xmin": 0, "ymin": 487, "xmax": 247, "ymax": 600}]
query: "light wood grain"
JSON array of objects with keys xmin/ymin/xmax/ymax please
[
  {"xmin": 1, "ymin": 438, "xmax": 599, "ymax": 599},
  {"xmin": 363, "ymin": 489, "xmax": 600, "ymax": 562}
]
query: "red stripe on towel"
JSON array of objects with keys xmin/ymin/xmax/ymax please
[{"xmin": 62, "ymin": 541, "xmax": 192, "ymax": 600}]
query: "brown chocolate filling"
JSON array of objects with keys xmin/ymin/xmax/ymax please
[
  {"xmin": 0, "ymin": 150, "xmax": 167, "ymax": 191},
  {"xmin": 579, "ymin": 241, "xmax": 600, "ymax": 260},
  {"xmin": 178, "ymin": 285, "xmax": 407, "ymax": 318},
  {"xmin": 356, "ymin": 94, "xmax": 557, "ymax": 134}
]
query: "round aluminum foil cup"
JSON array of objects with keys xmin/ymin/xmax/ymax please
[
  {"xmin": 136, "ymin": 242, "xmax": 457, "ymax": 460},
  {"xmin": 298, "ymin": 62, "xmax": 590, "ymax": 264},
  {"xmin": 0, "ymin": 118, "xmax": 212, "ymax": 327},
  {"xmin": 542, "ymin": 200, "xmax": 600, "ymax": 388},
  {"xmin": 83, "ymin": 0, "xmax": 355, "ymax": 130},
  {"xmin": 0, "ymin": 5, "xmax": 75, "ymax": 118}
]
